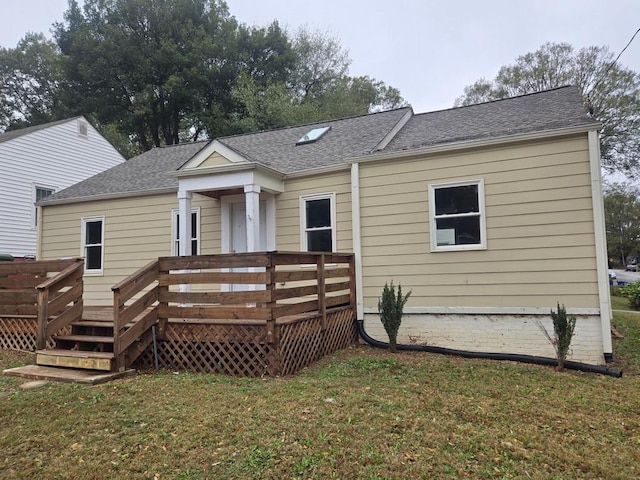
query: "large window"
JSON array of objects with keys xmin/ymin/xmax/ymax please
[
  {"xmin": 81, "ymin": 216, "xmax": 104, "ymax": 274},
  {"xmin": 301, "ymin": 194, "xmax": 335, "ymax": 252},
  {"xmin": 171, "ymin": 209, "xmax": 200, "ymax": 255},
  {"xmin": 34, "ymin": 186, "xmax": 55, "ymax": 227},
  {"xmin": 429, "ymin": 179, "xmax": 486, "ymax": 251}
]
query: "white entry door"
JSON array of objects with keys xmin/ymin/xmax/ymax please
[
  {"xmin": 230, "ymin": 201, "xmax": 267, "ymax": 253},
  {"xmin": 230, "ymin": 200, "xmax": 267, "ymax": 292}
]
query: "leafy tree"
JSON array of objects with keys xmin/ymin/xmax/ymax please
[
  {"xmin": 54, "ymin": 0, "xmax": 243, "ymax": 150},
  {"xmin": 455, "ymin": 42, "xmax": 640, "ymax": 177},
  {"xmin": 603, "ymin": 182, "xmax": 640, "ymax": 266},
  {"xmin": 232, "ymin": 28, "xmax": 407, "ymax": 132},
  {"xmin": 0, "ymin": 33, "xmax": 68, "ymax": 130}
]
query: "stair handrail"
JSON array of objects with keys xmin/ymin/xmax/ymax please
[
  {"xmin": 35, "ymin": 258, "xmax": 85, "ymax": 349},
  {"xmin": 111, "ymin": 259, "xmax": 160, "ymax": 371}
]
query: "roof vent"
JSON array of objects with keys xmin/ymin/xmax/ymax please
[{"xmin": 296, "ymin": 126, "xmax": 330, "ymax": 145}]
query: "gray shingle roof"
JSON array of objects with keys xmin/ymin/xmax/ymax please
[
  {"xmin": 41, "ymin": 86, "xmax": 598, "ymax": 204},
  {"xmin": 219, "ymin": 107, "xmax": 412, "ymax": 174},
  {"xmin": 44, "ymin": 141, "xmax": 208, "ymax": 202},
  {"xmin": 0, "ymin": 117, "xmax": 84, "ymax": 145},
  {"xmin": 384, "ymin": 86, "xmax": 597, "ymax": 152}
]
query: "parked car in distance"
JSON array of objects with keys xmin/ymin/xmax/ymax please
[{"xmin": 626, "ymin": 264, "xmax": 638, "ymax": 272}]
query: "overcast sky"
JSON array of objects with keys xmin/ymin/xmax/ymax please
[{"xmin": 0, "ymin": 0, "xmax": 638, "ymax": 113}]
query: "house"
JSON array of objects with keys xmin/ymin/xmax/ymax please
[
  {"xmin": 0, "ymin": 117, "xmax": 125, "ymax": 259},
  {"xmin": 38, "ymin": 86, "xmax": 612, "ymax": 365}
]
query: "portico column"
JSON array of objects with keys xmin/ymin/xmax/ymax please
[
  {"xmin": 178, "ymin": 190, "xmax": 192, "ymax": 257},
  {"xmin": 244, "ymin": 184, "xmax": 261, "ymax": 253}
]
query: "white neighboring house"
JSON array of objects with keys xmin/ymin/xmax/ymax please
[{"xmin": 0, "ymin": 117, "xmax": 125, "ymax": 259}]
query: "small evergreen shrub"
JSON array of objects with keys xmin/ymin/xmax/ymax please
[
  {"xmin": 619, "ymin": 282, "xmax": 640, "ymax": 310},
  {"xmin": 538, "ymin": 303, "xmax": 577, "ymax": 370},
  {"xmin": 377, "ymin": 281, "xmax": 411, "ymax": 353}
]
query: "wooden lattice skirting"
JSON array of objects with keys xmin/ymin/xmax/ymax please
[
  {"xmin": 134, "ymin": 307, "xmax": 358, "ymax": 377},
  {"xmin": 0, "ymin": 316, "xmax": 69, "ymax": 351}
]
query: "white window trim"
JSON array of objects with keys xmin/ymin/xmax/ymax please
[
  {"xmin": 81, "ymin": 216, "xmax": 105, "ymax": 275},
  {"xmin": 171, "ymin": 207, "xmax": 201, "ymax": 256},
  {"xmin": 300, "ymin": 193, "xmax": 337, "ymax": 252},
  {"xmin": 32, "ymin": 183, "xmax": 57, "ymax": 230},
  {"xmin": 428, "ymin": 179, "xmax": 487, "ymax": 252}
]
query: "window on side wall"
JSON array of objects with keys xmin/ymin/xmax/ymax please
[
  {"xmin": 171, "ymin": 208, "xmax": 200, "ymax": 256},
  {"xmin": 34, "ymin": 186, "xmax": 55, "ymax": 227},
  {"xmin": 301, "ymin": 194, "xmax": 336, "ymax": 252},
  {"xmin": 81, "ymin": 216, "xmax": 104, "ymax": 274},
  {"xmin": 429, "ymin": 179, "xmax": 486, "ymax": 251}
]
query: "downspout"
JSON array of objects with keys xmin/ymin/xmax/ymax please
[
  {"xmin": 356, "ymin": 320, "xmax": 622, "ymax": 377},
  {"xmin": 589, "ymin": 129, "xmax": 614, "ymax": 362},
  {"xmin": 351, "ymin": 163, "xmax": 364, "ymax": 320}
]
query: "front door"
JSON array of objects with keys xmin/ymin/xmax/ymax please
[{"xmin": 230, "ymin": 200, "xmax": 267, "ymax": 291}]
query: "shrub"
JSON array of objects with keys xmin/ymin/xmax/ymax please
[
  {"xmin": 377, "ymin": 281, "xmax": 411, "ymax": 353},
  {"xmin": 619, "ymin": 282, "xmax": 640, "ymax": 310},
  {"xmin": 538, "ymin": 303, "xmax": 577, "ymax": 370}
]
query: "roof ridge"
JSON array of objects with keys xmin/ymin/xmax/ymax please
[
  {"xmin": 413, "ymin": 85, "xmax": 577, "ymax": 118},
  {"xmin": 216, "ymin": 106, "xmax": 413, "ymax": 141}
]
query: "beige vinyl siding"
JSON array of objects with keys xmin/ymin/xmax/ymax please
[
  {"xmin": 199, "ymin": 152, "xmax": 234, "ymax": 168},
  {"xmin": 359, "ymin": 134, "xmax": 598, "ymax": 308},
  {"xmin": 276, "ymin": 170, "xmax": 353, "ymax": 252},
  {"xmin": 40, "ymin": 192, "xmax": 221, "ymax": 304}
]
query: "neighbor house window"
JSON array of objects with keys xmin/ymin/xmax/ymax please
[
  {"xmin": 34, "ymin": 186, "xmax": 55, "ymax": 227},
  {"xmin": 301, "ymin": 193, "xmax": 336, "ymax": 252},
  {"xmin": 429, "ymin": 179, "xmax": 486, "ymax": 251},
  {"xmin": 81, "ymin": 216, "xmax": 104, "ymax": 274},
  {"xmin": 171, "ymin": 208, "xmax": 200, "ymax": 255}
]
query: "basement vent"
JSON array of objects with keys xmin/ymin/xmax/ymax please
[{"xmin": 296, "ymin": 126, "xmax": 330, "ymax": 145}]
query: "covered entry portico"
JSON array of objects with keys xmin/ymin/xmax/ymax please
[{"xmin": 173, "ymin": 149, "xmax": 284, "ymax": 257}]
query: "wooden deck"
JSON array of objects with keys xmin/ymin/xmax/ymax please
[{"xmin": 1, "ymin": 252, "xmax": 358, "ymax": 377}]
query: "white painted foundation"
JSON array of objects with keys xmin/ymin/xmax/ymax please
[{"xmin": 363, "ymin": 311, "xmax": 605, "ymax": 365}]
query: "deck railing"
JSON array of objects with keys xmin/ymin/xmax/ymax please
[
  {"xmin": 111, "ymin": 251, "xmax": 356, "ymax": 370},
  {"xmin": 0, "ymin": 258, "xmax": 84, "ymax": 349}
]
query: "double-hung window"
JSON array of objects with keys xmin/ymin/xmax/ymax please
[
  {"xmin": 171, "ymin": 209, "xmax": 200, "ymax": 256},
  {"xmin": 81, "ymin": 216, "xmax": 104, "ymax": 274},
  {"xmin": 301, "ymin": 194, "xmax": 336, "ymax": 252},
  {"xmin": 429, "ymin": 179, "xmax": 486, "ymax": 251}
]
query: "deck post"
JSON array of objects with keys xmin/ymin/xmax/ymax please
[
  {"xmin": 113, "ymin": 289, "xmax": 123, "ymax": 371},
  {"xmin": 36, "ymin": 288, "xmax": 49, "ymax": 350},
  {"xmin": 318, "ymin": 253, "xmax": 326, "ymax": 331},
  {"xmin": 348, "ymin": 254, "xmax": 357, "ymax": 316},
  {"xmin": 266, "ymin": 252, "xmax": 276, "ymax": 344}
]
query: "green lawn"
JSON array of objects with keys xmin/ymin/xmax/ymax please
[{"xmin": 1, "ymin": 311, "xmax": 639, "ymax": 480}]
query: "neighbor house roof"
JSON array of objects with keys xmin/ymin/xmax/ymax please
[
  {"xmin": 0, "ymin": 117, "xmax": 85, "ymax": 145},
  {"xmin": 384, "ymin": 86, "xmax": 597, "ymax": 152},
  {"xmin": 41, "ymin": 86, "xmax": 598, "ymax": 205}
]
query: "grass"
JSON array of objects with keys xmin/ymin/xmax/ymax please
[{"xmin": 1, "ymin": 311, "xmax": 639, "ymax": 480}]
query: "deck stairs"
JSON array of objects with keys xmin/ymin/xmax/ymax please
[{"xmin": 35, "ymin": 307, "xmax": 155, "ymax": 372}]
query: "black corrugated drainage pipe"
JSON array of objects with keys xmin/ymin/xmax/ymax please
[{"xmin": 356, "ymin": 320, "xmax": 622, "ymax": 378}]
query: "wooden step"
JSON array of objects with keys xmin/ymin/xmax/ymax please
[
  {"xmin": 36, "ymin": 349, "xmax": 115, "ymax": 371},
  {"xmin": 71, "ymin": 320, "xmax": 115, "ymax": 328},
  {"xmin": 53, "ymin": 334, "xmax": 114, "ymax": 344}
]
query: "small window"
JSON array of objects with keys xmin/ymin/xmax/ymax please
[
  {"xmin": 171, "ymin": 209, "xmax": 200, "ymax": 255},
  {"xmin": 34, "ymin": 186, "xmax": 55, "ymax": 227},
  {"xmin": 429, "ymin": 180, "xmax": 486, "ymax": 251},
  {"xmin": 296, "ymin": 126, "xmax": 330, "ymax": 145},
  {"xmin": 81, "ymin": 217, "xmax": 104, "ymax": 274},
  {"xmin": 77, "ymin": 120, "xmax": 88, "ymax": 137},
  {"xmin": 301, "ymin": 194, "xmax": 335, "ymax": 252}
]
